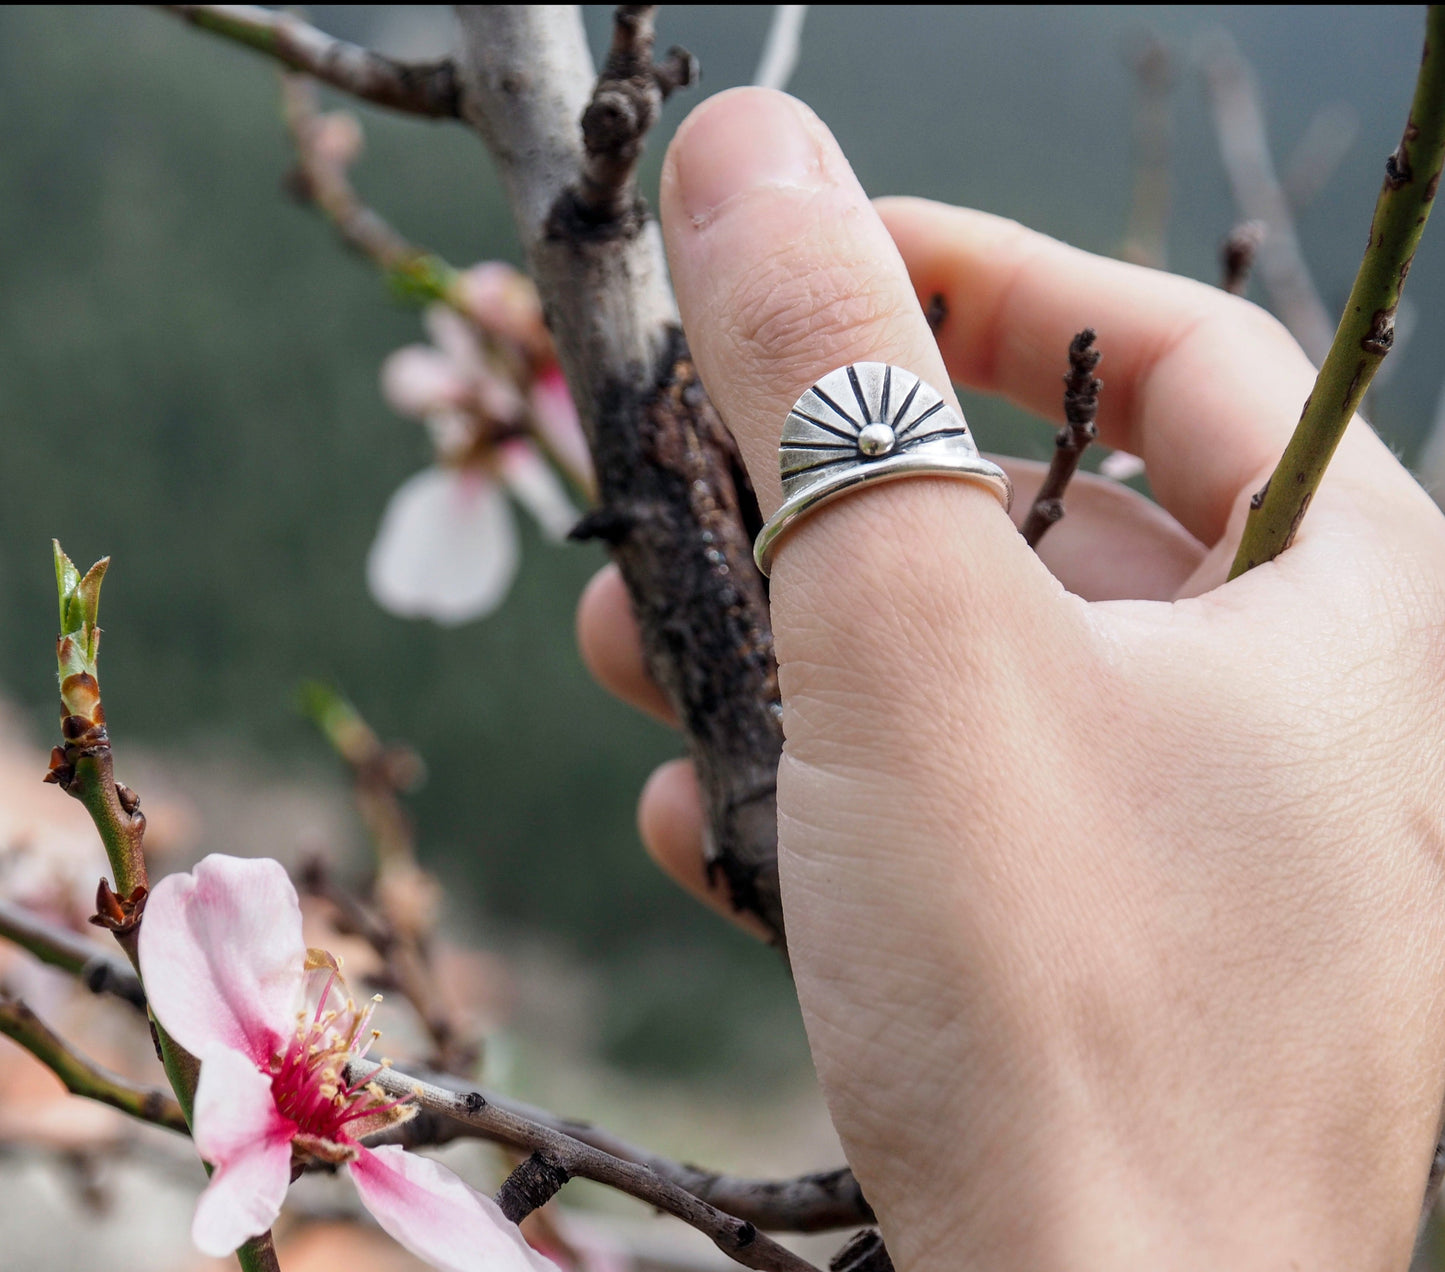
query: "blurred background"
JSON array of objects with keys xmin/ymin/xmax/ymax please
[{"xmin": 2, "ymin": 5, "xmax": 1445, "ymax": 1268}]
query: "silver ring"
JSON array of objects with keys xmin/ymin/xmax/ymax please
[{"xmin": 753, "ymin": 362, "xmax": 1012, "ymax": 575}]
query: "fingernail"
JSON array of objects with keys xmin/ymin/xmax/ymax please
[{"xmin": 672, "ymin": 88, "xmax": 826, "ymax": 226}]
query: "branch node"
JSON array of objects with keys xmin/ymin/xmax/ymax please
[
  {"xmin": 496, "ymin": 1152, "xmax": 571, "ymax": 1223},
  {"xmin": 571, "ymin": 5, "xmax": 698, "ymax": 227}
]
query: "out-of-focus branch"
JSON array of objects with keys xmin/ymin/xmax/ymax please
[
  {"xmin": 161, "ymin": 5, "xmax": 461, "ymax": 118},
  {"xmin": 753, "ymin": 6, "xmax": 808, "ymax": 92},
  {"xmin": 298, "ymin": 685, "xmax": 476, "ymax": 1074},
  {"xmin": 1020, "ymin": 330, "xmax": 1102, "ymax": 548},
  {"xmin": 1203, "ymin": 33, "xmax": 1335, "ymax": 364},
  {"xmin": 1281, "ymin": 102, "xmax": 1360, "ymax": 211},
  {"xmin": 456, "ymin": 6, "xmax": 787, "ymax": 943},
  {"xmin": 348, "ymin": 1060, "xmax": 820, "ymax": 1272},
  {"xmin": 1220, "ymin": 220, "xmax": 1265, "ymax": 296},
  {"xmin": 0, "ymin": 899, "xmax": 145, "ymax": 1011},
  {"xmin": 1231, "ymin": 5, "xmax": 1445, "ymax": 577},
  {"xmin": 1121, "ymin": 33, "xmax": 1173, "ymax": 269},
  {"xmin": 281, "ymin": 73, "xmax": 461, "ymax": 304},
  {"xmin": 0, "ymin": 995, "xmax": 187, "ymax": 1134},
  {"xmin": 367, "ymin": 1066, "xmax": 871, "ymax": 1232}
]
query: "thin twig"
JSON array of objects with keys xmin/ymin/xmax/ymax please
[
  {"xmin": 1220, "ymin": 220, "xmax": 1265, "ymax": 296},
  {"xmin": 1021, "ymin": 330, "xmax": 1102, "ymax": 548},
  {"xmin": 160, "ymin": 5, "xmax": 461, "ymax": 118},
  {"xmin": 0, "ymin": 899, "xmax": 145, "ymax": 1011},
  {"xmin": 1203, "ymin": 32, "xmax": 1335, "ymax": 364},
  {"xmin": 1231, "ymin": 6, "xmax": 1445, "ymax": 576},
  {"xmin": 348, "ymin": 1060, "xmax": 821, "ymax": 1272},
  {"xmin": 366, "ymin": 1066, "xmax": 870, "ymax": 1232},
  {"xmin": 281, "ymin": 74, "xmax": 460, "ymax": 303},
  {"xmin": 572, "ymin": 5, "xmax": 698, "ymax": 226},
  {"xmin": 0, "ymin": 995, "xmax": 187, "ymax": 1134},
  {"xmin": 298, "ymin": 685, "xmax": 476, "ymax": 1073},
  {"xmin": 752, "ymin": 6, "xmax": 808, "ymax": 92}
]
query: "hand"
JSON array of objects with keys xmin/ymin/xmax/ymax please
[{"xmin": 578, "ymin": 87, "xmax": 1445, "ymax": 1270}]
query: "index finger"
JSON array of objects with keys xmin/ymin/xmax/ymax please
[{"xmin": 877, "ymin": 198, "xmax": 1380, "ymax": 546}]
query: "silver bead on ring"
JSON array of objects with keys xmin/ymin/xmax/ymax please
[{"xmin": 753, "ymin": 363, "xmax": 1012, "ymax": 575}]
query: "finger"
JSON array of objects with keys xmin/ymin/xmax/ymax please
[
  {"xmin": 1002, "ymin": 458, "xmax": 1204, "ymax": 601},
  {"xmin": 877, "ymin": 198, "xmax": 1388, "ymax": 547},
  {"xmin": 579, "ymin": 464, "xmax": 1197, "ymax": 741},
  {"xmin": 660, "ymin": 89, "xmax": 1065, "ymax": 754},
  {"xmin": 576, "ymin": 565, "xmax": 678, "ymax": 726},
  {"xmin": 638, "ymin": 759, "xmax": 771, "ymax": 940}
]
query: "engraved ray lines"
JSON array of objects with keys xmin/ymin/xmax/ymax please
[{"xmin": 779, "ymin": 368, "xmax": 969, "ymax": 482}]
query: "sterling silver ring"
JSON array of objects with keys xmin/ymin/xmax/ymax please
[{"xmin": 753, "ymin": 362, "xmax": 1012, "ymax": 575}]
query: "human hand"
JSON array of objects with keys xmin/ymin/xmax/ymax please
[{"xmin": 578, "ymin": 87, "xmax": 1445, "ymax": 1270}]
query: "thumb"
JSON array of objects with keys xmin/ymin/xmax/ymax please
[{"xmin": 658, "ymin": 88, "xmax": 1066, "ymax": 764}]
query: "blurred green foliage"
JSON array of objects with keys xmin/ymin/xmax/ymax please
[{"xmin": 1, "ymin": 5, "xmax": 1441, "ymax": 1080}]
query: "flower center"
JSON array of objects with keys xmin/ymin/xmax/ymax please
[{"xmin": 268, "ymin": 969, "xmax": 410, "ymax": 1161}]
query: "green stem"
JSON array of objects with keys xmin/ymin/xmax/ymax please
[
  {"xmin": 236, "ymin": 1234, "xmax": 283, "ymax": 1272},
  {"xmin": 1230, "ymin": 5, "xmax": 1445, "ymax": 578},
  {"xmin": 0, "ymin": 995, "xmax": 188, "ymax": 1133},
  {"xmin": 73, "ymin": 752, "xmax": 148, "ymax": 899}
]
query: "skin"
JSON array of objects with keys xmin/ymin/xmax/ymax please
[{"xmin": 576, "ymin": 88, "xmax": 1445, "ymax": 1270}]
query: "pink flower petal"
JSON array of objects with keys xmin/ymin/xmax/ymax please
[
  {"xmin": 351, "ymin": 1145, "xmax": 560, "ymax": 1272},
  {"xmin": 454, "ymin": 263, "xmax": 548, "ymax": 358},
  {"xmin": 424, "ymin": 307, "xmax": 490, "ymax": 384},
  {"xmin": 366, "ymin": 466, "xmax": 519, "ymax": 625},
  {"xmin": 190, "ymin": 1045, "xmax": 295, "ymax": 1256},
  {"xmin": 498, "ymin": 442, "xmax": 578, "ymax": 541},
  {"xmin": 140, "ymin": 855, "xmax": 306, "ymax": 1064},
  {"xmin": 383, "ymin": 347, "xmax": 470, "ymax": 419},
  {"xmin": 191, "ymin": 1042, "xmax": 295, "ymax": 1165},
  {"xmin": 529, "ymin": 366, "xmax": 592, "ymax": 487}
]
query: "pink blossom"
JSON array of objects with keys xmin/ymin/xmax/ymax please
[
  {"xmin": 453, "ymin": 263, "xmax": 550, "ymax": 362},
  {"xmin": 370, "ymin": 294, "xmax": 584, "ymax": 625},
  {"xmin": 529, "ymin": 365, "xmax": 593, "ymax": 489},
  {"xmin": 140, "ymin": 854, "xmax": 557, "ymax": 1270}
]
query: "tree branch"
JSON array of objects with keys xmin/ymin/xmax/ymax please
[
  {"xmin": 1231, "ymin": 5, "xmax": 1445, "ymax": 577},
  {"xmin": 347, "ymin": 1060, "xmax": 820, "ymax": 1272},
  {"xmin": 1203, "ymin": 32, "xmax": 1335, "ymax": 364},
  {"xmin": 160, "ymin": 5, "xmax": 462, "ymax": 118},
  {"xmin": 0, "ymin": 899, "xmax": 145, "ymax": 1011},
  {"xmin": 365, "ymin": 1065, "xmax": 870, "ymax": 1232},
  {"xmin": 455, "ymin": 6, "xmax": 787, "ymax": 943},
  {"xmin": 1020, "ymin": 330, "xmax": 1102, "ymax": 548},
  {"xmin": 0, "ymin": 995, "xmax": 187, "ymax": 1134}
]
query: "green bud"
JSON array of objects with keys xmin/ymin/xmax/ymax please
[{"xmin": 52, "ymin": 541, "xmax": 109, "ymax": 723}]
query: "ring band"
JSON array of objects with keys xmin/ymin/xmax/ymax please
[{"xmin": 753, "ymin": 362, "xmax": 1012, "ymax": 575}]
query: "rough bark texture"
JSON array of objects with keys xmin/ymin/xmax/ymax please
[{"xmin": 453, "ymin": 6, "xmax": 785, "ymax": 942}]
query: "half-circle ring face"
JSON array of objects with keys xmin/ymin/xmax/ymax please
[
  {"xmin": 754, "ymin": 362, "xmax": 1013, "ymax": 576},
  {"xmin": 779, "ymin": 363, "xmax": 977, "ymax": 496}
]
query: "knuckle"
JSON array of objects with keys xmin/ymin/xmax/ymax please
[{"xmin": 718, "ymin": 242, "xmax": 911, "ymax": 394}]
